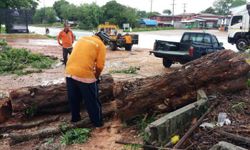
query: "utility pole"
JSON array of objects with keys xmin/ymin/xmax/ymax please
[
  {"xmin": 183, "ymin": 3, "xmax": 187, "ymax": 14},
  {"xmin": 172, "ymin": 0, "xmax": 175, "ymax": 25},
  {"xmin": 150, "ymin": 0, "xmax": 153, "ymax": 13}
]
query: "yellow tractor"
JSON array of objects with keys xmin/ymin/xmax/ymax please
[{"xmin": 97, "ymin": 22, "xmax": 139, "ymax": 51}]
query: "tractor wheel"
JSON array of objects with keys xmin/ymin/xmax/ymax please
[
  {"xmin": 125, "ymin": 44, "xmax": 132, "ymax": 51},
  {"xmin": 109, "ymin": 42, "xmax": 117, "ymax": 51}
]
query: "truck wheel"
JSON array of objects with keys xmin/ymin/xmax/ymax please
[
  {"xmin": 236, "ymin": 39, "xmax": 248, "ymax": 52},
  {"xmin": 109, "ymin": 42, "xmax": 117, "ymax": 51},
  {"xmin": 163, "ymin": 58, "xmax": 172, "ymax": 68},
  {"xmin": 125, "ymin": 44, "xmax": 132, "ymax": 51}
]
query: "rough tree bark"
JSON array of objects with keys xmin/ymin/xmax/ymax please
[
  {"xmin": 0, "ymin": 98, "xmax": 12, "ymax": 123},
  {"xmin": 9, "ymin": 74, "xmax": 114, "ymax": 115},
  {"xmin": 115, "ymin": 50, "xmax": 250, "ymax": 121}
]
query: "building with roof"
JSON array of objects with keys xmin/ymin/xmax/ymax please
[
  {"xmin": 150, "ymin": 13, "xmax": 223, "ymax": 29},
  {"xmin": 139, "ymin": 18, "xmax": 158, "ymax": 27}
]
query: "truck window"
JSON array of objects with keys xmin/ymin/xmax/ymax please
[
  {"xmin": 196, "ymin": 34, "xmax": 203, "ymax": 43},
  {"xmin": 231, "ymin": 16, "xmax": 242, "ymax": 26},
  {"xmin": 212, "ymin": 36, "xmax": 219, "ymax": 47},
  {"xmin": 182, "ymin": 34, "xmax": 190, "ymax": 42},
  {"xmin": 203, "ymin": 34, "xmax": 211, "ymax": 44}
]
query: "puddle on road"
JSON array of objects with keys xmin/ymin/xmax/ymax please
[{"xmin": 6, "ymin": 39, "xmax": 58, "ymax": 46}]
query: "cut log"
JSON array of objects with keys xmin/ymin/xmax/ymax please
[
  {"xmin": 9, "ymin": 74, "xmax": 114, "ymax": 115},
  {"xmin": 6, "ymin": 101, "xmax": 116, "ymax": 145},
  {"xmin": 0, "ymin": 98, "xmax": 12, "ymax": 123},
  {"xmin": 116, "ymin": 50, "xmax": 250, "ymax": 121},
  {"xmin": 0, "ymin": 115, "xmax": 59, "ymax": 133}
]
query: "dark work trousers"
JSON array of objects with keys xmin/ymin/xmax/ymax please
[
  {"xmin": 63, "ymin": 47, "xmax": 72, "ymax": 65},
  {"xmin": 66, "ymin": 77, "xmax": 103, "ymax": 127}
]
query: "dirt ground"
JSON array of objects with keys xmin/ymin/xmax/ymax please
[
  {"xmin": 0, "ymin": 38, "xmax": 177, "ymax": 93},
  {"xmin": 0, "ymin": 37, "xmax": 177, "ymax": 150}
]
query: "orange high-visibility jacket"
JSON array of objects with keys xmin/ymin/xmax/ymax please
[
  {"xmin": 65, "ymin": 36, "xmax": 106, "ymax": 79},
  {"xmin": 124, "ymin": 35, "xmax": 132, "ymax": 44},
  {"xmin": 57, "ymin": 30, "xmax": 74, "ymax": 48}
]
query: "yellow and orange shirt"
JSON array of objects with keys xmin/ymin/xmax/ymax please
[{"xmin": 66, "ymin": 36, "xmax": 106, "ymax": 81}]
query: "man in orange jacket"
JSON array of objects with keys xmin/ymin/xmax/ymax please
[
  {"xmin": 65, "ymin": 31, "xmax": 107, "ymax": 127},
  {"xmin": 57, "ymin": 23, "xmax": 75, "ymax": 65},
  {"xmin": 123, "ymin": 33, "xmax": 133, "ymax": 51}
]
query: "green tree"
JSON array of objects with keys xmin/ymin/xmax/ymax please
[
  {"xmin": 0, "ymin": 0, "xmax": 38, "ymax": 8},
  {"xmin": 163, "ymin": 9, "xmax": 172, "ymax": 15},
  {"xmin": 201, "ymin": 7, "xmax": 216, "ymax": 14},
  {"xmin": 102, "ymin": 0, "xmax": 139, "ymax": 28},
  {"xmin": 53, "ymin": 0, "xmax": 69, "ymax": 22},
  {"xmin": 33, "ymin": 7, "xmax": 57, "ymax": 24},
  {"xmin": 78, "ymin": 3, "xmax": 103, "ymax": 30},
  {"xmin": 60, "ymin": 4, "xmax": 79, "ymax": 21},
  {"xmin": 137, "ymin": 10, "xmax": 148, "ymax": 18},
  {"xmin": 213, "ymin": 0, "xmax": 246, "ymax": 15},
  {"xmin": 0, "ymin": 0, "xmax": 38, "ymax": 32},
  {"xmin": 147, "ymin": 11, "xmax": 161, "ymax": 18}
]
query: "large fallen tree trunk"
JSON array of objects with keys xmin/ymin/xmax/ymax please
[
  {"xmin": 9, "ymin": 74, "xmax": 114, "ymax": 115},
  {"xmin": 116, "ymin": 50, "xmax": 250, "ymax": 121}
]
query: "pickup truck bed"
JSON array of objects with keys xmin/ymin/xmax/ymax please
[{"xmin": 150, "ymin": 32, "xmax": 224, "ymax": 67}]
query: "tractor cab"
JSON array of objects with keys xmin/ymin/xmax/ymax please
[{"xmin": 97, "ymin": 22, "xmax": 119, "ymax": 40}]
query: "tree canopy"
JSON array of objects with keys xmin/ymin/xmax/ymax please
[
  {"xmin": 31, "ymin": 0, "xmax": 163, "ymax": 29},
  {"xmin": 163, "ymin": 9, "xmax": 172, "ymax": 15},
  {"xmin": 201, "ymin": 7, "xmax": 216, "ymax": 14},
  {"xmin": 213, "ymin": 0, "xmax": 246, "ymax": 15},
  {"xmin": 0, "ymin": 0, "xmax": 38, "ymax": 9},
  {"xmin": 33, "ymin": 7, "xmax": 57, "ymax": 24}
]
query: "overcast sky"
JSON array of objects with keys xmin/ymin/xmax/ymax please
[{"xmin": 39, "ymin": 0, "xmax": 249, "ymax": 15}]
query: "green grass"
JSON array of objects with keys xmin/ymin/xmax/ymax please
[
  {"xmin": 135, "ymin": 115, "xmax": 156, "ymax": 141},
  {"xmin": 125, "ymin": 26, "xmax": 174, "ymax": 32},
  {"xmin": 33, "ymin": 22, "xmax": 64, "ymax": 28},
  {"xmin": 122, "ymin": 144, "xmax": 141, "ymax": 150},
  {"xmin": 0, "ymin": 39, "xmax": 7, "ymax": 46},
  {"xmin": 110, "ymin": 66, "xmax": 140, "ymax": 74},
  {"xmin": 45, "ymin": 35, "xmax": 57, "ymax": 40},
  {"xmin": 0, "ymin": 40, "xmax": 56, "ymax": 75},
  {"xmin": 247, "ymin": 79, "xmax": 250, "ymax": 87},
  {"xmin": 0, "ymin": 26, "xmax": 6, "ymax": 33},
  {"xmin": 60, "ymin": 128, "xmax": 91, "ymax": 145}
]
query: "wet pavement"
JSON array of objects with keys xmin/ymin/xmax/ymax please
[{"xmin": 28, "ymin": 26, "xmax": 237, "ymax": 51}]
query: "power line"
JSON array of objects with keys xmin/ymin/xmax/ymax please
[
  {"xmin": 150, "ymin": 0, "xmax": 153, "ymax": 13},
  {"xmin": 172, "ymin": 0, "xmax": 175, "ymax": 16},
  {"xmin": 171, "ymin": 0, "xmax": 176, "ymax": 25},
  {"xmin": 183, "ymin": 3, "xmax": 187, "ymax": 14}
]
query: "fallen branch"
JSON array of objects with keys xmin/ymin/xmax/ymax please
[
  {"xmin": 5, "ymin": 101, "xmax": 116, "ymax": 145},
  {"xmin": 115, "ymin": 140, "xmax": 183, "ymax": 150},
  {"xmin": 173, "ymin": 102, "xmax": 219, "ymax": 149},
  {"xmin": 216, "ymin": 130, "xmax": 250, "ymax": 146},
  {"xmin": 0, "ymin": 115, "xmax": 59, "ymax": 133}
]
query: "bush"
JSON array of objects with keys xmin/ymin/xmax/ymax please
[
  {"xmin": 0, "ymin": 45, "xmax": 56, "ymax": 75},
  {"xmin": 110, "ymin": 66, "xmax": 140, "ymax": 74},
  {"xmin": 0, "ymin": 39, "xmax": 7, "ymax": 47},
  {"xmin": 61, "ymin": 128, "xmax": 91, "ymax": 145}
]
